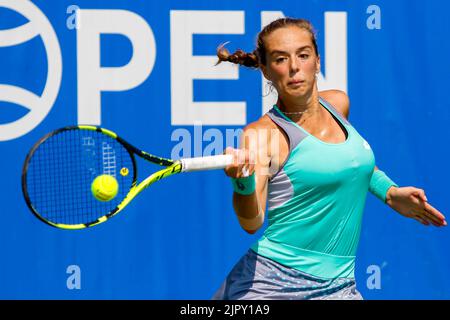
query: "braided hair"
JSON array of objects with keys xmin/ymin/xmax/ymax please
[{"xmin": 216, "ymin": 18, "xmax": 318, "ymax": 68}]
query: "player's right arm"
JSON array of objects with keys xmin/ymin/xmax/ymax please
[{"xmin": 224, "ymin": 117, "xmax": 274, "ymax": 234}]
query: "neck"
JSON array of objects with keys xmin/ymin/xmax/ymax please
[{"xmin": 277, "ymin": 88, "xmax": 321, "ymax": 119}]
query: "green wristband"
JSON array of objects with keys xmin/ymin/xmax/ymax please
[
  {"xmin": 369, "ymin": 170, "xmax": 398, "ymax": 203},
  {"xmin": 231, "ymin": 173, "xmax": 256, "ymax": 195}
]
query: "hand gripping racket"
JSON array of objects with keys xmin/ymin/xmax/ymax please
[{"xmin": 21, "ymin": 125, "xmax": 234, "ymax": 230}]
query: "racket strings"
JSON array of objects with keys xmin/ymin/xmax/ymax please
[{"xmin": 25, "ymin": 129, "xmax": 135, "ymax": 226}]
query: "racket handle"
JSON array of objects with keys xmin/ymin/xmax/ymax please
[{"xmin": 180, "ymin": 154, "xmax": 233, "ymax": 172}]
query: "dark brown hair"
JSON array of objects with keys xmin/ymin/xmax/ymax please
[{"xmin": 216, "ymin": 18, "xmax": 318, "ymax": 68}]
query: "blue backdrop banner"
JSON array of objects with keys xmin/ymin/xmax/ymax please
[{"xmin": 0, "ymin": 0, "xmax": 449, "ymax": 299}]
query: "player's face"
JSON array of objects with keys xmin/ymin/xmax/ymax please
[{"xmin": 261, "ymin": 26, "xmax": 320, "ymax": 101}]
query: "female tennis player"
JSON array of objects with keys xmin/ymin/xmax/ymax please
[{"xmin": 212, "ymin": 17, "xmax": 446, "ymax": 300}]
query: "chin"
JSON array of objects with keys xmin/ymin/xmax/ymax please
[{"xmin": 288, "ymin": 87, "xmax": 309, "ymax": 98}]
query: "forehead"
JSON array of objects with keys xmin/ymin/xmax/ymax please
[{"xmin": 264, "ymin": 26, "xmax": 312, "ymax": 53}]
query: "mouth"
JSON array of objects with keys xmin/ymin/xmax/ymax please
[{"xmin": 287, "ymin": 79, "xmax": 305, "ymax": 86}]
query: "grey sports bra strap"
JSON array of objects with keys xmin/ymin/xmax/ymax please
[
  {"xmin": 266, "ymin": 107, "xmax": 308, "ymax": 152},
  {"xmin": 319, "ymin": 97, "xmax": 351, "ymax": 126}
]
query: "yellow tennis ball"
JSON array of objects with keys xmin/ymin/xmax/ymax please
[{"xmin": 91, "ymin": 175, "xmax": 119, "ymax": 202}]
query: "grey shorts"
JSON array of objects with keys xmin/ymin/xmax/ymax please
[{"xmin": 212, "ymin": 249, "xmax": 363, "ymax": 300}]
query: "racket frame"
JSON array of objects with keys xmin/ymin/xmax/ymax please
[{"xmin": 22, "ymin": 125, "xmax": 181, "ymax": 230}]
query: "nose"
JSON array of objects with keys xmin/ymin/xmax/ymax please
[{"xmin": 289, "ymin": 55, "xmax": 300, "ymax": 74}]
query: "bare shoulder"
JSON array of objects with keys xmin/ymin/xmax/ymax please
[
  {"xmin": 319, "ymin": 89, "xmax": 350, "ymax": 119},
  {"xmin": 243, "ymin": 114, "xmax": 276, "ymax": 132},
  {"xmin": 240, "ymin": 114, "xmax": 277, "ymax": 153}
]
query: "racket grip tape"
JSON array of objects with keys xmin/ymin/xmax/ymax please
[{"xmin": 180, "ymin": 155, "xmax": 234, "ymax": 172}]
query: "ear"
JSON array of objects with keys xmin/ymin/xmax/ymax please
[
  {"xmin": 316, "ymin": 55, "xmax": 321, "ymax": 74},
  {"xmin": 260, "ymin": 64, "xmax": 270, "ymax": 81}
]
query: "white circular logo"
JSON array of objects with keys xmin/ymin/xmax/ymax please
[
  {"xmin": 363, "ymin": 139, "xmax": 371, "ymax": 150},
  {"xmin": 0, "ymin": 0, "xmax": 62, "ymax": 141}
]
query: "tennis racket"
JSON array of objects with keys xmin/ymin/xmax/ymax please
[{"xmin": 22, "ymin": 125, "xmax": 234, "ymax": 230}]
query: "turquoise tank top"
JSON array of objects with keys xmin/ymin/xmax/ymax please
[{"xmin": 251, "ymin": 97, "xmax": 376, "ymax": 280}]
